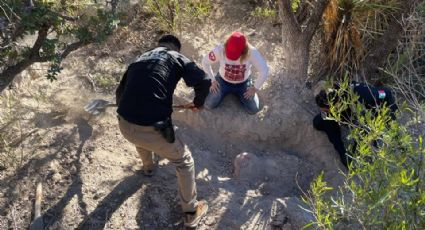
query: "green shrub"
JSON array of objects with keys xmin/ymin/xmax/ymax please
[
  {"xmin": 251, "ymin": 6, "xmax": 277, "ymax": 18},
  {"xmin": 145, "ymin": 0, "xmax": 211, "ymax": 32},
  {"xmin": 304, "ymin": 78, "xmax": 425, "ymax": 229},
  {"xmin": 0, "ymin": 1, "xmax": 120, "ymax": 83}
]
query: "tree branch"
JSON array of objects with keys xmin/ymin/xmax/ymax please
[
  {"xmin": 29, "ymin": 24, "xmax": 49, "ymax": 59},
  {"xmin": 278, "ymin": 0, "xmax": 302, "ymax": 36},
  {"xmin": 295, "ymin": 1, "xmax": 310, "ymax": 25},
  {"xmin": 304, "ymin": 0, "xmax": 330, "ymax": 42},
  {"xmin": 36, "ymin": 40, "xmax": 86, "ymax": 62},
  {"xmin": 0, "ymin": 24, "xmax": 50, "ymax": 91},
  {"xmin": 0, "ymin": 39, "xmax": 87, "ymax": 92}
]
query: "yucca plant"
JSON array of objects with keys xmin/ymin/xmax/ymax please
[{"xmin": 322, "ymin": 0, "xmax": 401, "ymax": 76}]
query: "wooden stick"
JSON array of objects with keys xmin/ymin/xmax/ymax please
[{"xmin": 29, "ymin": 182, "xmax": 43, "ymax": 230}]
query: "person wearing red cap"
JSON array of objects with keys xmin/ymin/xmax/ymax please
[{"xmin": 202, "ymin": 31, "xmax": 269, "ymax": 114}]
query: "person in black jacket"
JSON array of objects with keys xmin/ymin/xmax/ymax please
[
  {"xmin": 313, "ymin": 81, "xmax": 398, "ymax": 168},
  {"xmin": 116, "ymin": 35, "xmax": 211, "ymax": 228}
]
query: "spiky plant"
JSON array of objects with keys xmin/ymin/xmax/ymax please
[{"xmin": 322, "ymin": 0, "xmax": 401, "ymax": 77}]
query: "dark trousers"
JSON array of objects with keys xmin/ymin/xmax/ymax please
[{"xmin": 313, "ymin": 114, "xmax": 349, "ymax": 167}]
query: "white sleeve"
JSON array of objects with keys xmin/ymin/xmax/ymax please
[
  {"xmin": 250, "ymin": 48, "xmax": 269, "ymax": 89},
  {"xmin": 202, "ymin": 45, "xmax": 222, "ymax": 81}
]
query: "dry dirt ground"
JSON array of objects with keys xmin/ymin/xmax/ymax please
[{"xmin": 0, "ymin": 1, "xmax": 344, "ymax": 229}]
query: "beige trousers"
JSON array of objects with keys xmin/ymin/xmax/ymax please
[{"xmin": 118, "ymin": 116, "xmax": 198, "ymax": 212}]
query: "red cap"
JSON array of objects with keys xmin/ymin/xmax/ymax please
[{"xmin": 225, "ymin": 32, "xmax": 247, "ymax": 61}]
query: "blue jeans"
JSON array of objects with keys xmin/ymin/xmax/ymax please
[{"xmin": 205, "ymin": 75, "xmax": 260, "ymax": 114}]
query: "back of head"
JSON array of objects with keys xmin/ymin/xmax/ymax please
[
  {"xmin": 315, "ymin": 90, "xmax": 329, "ymax": 109},
  {"xmin": 158, "ymin": 34, "xmax": 181, "ymax": 52}
]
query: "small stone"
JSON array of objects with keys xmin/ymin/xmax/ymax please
[
  {"xmin": 70, "ymin": 165, "xmax": 77, "ymax": 174},
  {"xmin": 205, "ymin": 216, "xmax": 216, "ymax": 226},
  {"xmin": 52, "ymin": 173, "xmax": 62, "ymax": 182},
  {"xmin": 93, "ymin": 193, "xmax": 101, "ymax": 200},
  {"xmin": 87, "ymin": 146, "xmax": 95, "ymax": 152},
  {"xmin": 49, "ymin": 160, "xmax": 60, "ymax": 173}
]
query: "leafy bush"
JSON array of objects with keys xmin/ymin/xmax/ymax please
[
  {"xmin": 145, "ymin": 0, "xmax": 211, "ymax": 32},
  {"xmin": 0, "ymin": 0, "xmax": 120, "ymax": 86},
  {"xmin": 303, "ymin": 78, "xmax": 425, "ymax": 229},
  {"xmin": 251, "ymin": 6, "xmax": 277, "ymax": 18}
]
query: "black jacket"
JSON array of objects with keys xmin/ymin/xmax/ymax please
[
  {"xmin": 340, "ymin": 82, "xmax": 397, "ymax": 121},
  {"xmin": 116, "ymin": 47, "xmax": 211, "ymax": 126}
]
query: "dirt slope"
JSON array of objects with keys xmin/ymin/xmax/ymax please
[{"xmin": 0, "ymin": 0, "xmax": 344, "ymax": 229}]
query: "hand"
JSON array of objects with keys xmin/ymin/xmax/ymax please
[
  {"xmin": 210, "ymin": 80, "xmax": 220, "ymax": 94},
  {"xmin": 243, "ymin": 86, "xmax": 258, "ymax": 99}
]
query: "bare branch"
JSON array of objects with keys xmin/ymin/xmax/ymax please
[
  {"xmin": 55, "ymin": 13, "xmax": 79, "ymax": 21},
  {"xmin": 29, "ymin": 24, "xmax": 50, "ymax": 59},
  {"xmin": 304, "ymin": 0, "xmax": 330, "ymax": 42},
  {"xmin": 278, "ymin": 0, "xmax": 302, "ymax": 36},
  {"xmin": 295, "ymin": 1, "xmax": 310, "ymax": 25},
  {"xmin": 0, "ymin": 24, "xmax": 50, "ymax": 92}
]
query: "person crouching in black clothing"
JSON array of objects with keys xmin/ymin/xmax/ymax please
[{"xmin": 312, "ymin": 81, "xmax": 398, "ymax": 168}]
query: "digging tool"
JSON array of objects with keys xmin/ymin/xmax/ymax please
[
  {"xmin": 29, "ymin": 182, "xmax": 43, "ymax": 230},
  {"xmin": 84, "ymin": 99, "xmax": 195, "ymax": 116},
  {"xmin": 84, "ymin": 99, "xmax": 116, "ymax": 115}
]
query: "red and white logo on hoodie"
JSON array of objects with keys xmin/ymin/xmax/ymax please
[
  {"xmin": 224, "ymin": 64, "xmax": 246, "ymax": 81},
  {"xmin": 208, "ymin": 51, "xmax": 216, "ymax": 61}
]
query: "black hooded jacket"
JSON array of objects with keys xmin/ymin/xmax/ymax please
[
  {"xmin": 339, "ymin": 81, "xmax": 398, "ymax": 121},
  {"xmin": 116, "ymin": 47, "xmax": 211, "ymax": 126}
]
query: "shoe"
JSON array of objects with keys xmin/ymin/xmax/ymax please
[
  {"xmin": 184, "ymin": 200, "xmax": 208, "ymax": 228},
  {"xmin": 142, "ymin": 165, "xmax": 155, "ymax": 177},
  {"xmin": 143, "ymin": 169, "xmax": 154, "ymax": 177}
]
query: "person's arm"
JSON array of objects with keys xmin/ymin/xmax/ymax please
[
  {"xmin": 179, "ymin": 55, "xmax": 212, "ymax": 108},
  {"xmin": 250, "ymin": 48, "xmax": 269, "ymax": 90},
  {"xmin": 201, "ymin": 45, "xmax": 221, "ymax": 81},
  {"xmin": 115, "ymin": 69, "xmax": 128, "ymax": 105}
]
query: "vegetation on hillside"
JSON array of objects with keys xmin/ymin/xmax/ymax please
[
  {"xmin": 0, "ymin": 0, "xmax": 120, "ymax": 91},
  {"xmin": 0, "ymin": 0, "xmax": 424, "ymax": 228},
  {"xmin": 303, "ymin": 1, "xmax": 425, "ymax": 228},
  {"xmin": 303, "ymin": 77, "xmax": 425, "ymax": 229}
]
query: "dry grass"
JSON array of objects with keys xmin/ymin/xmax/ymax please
[
  {"xmin": 322, "ymin": 0, "xmax": 401, "ymax": 76},
  {"xmin": 384, "ymin": 10, "xmax": 425, "ymax": 117},
  {"xmin": 0, "ymin": 90, "xmax": 26, "ymax": 169}
]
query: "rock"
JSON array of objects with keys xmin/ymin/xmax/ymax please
[
  {"xmin": 238, "ymin": 197, "xmax": 245, "ymax": 205},
  {"xmin": 271, "ymin": 197, "xmax": 315, "ymax": 230},
  {"xmin": 205, "ymin": 216, "xmax": 216, "ymax": 226},
  {"xmin": 233, "ymin": 152, "xmax": 260, "ymax": 178},
  {"xmin": 52, "ymin": 172, "xmax": 62, "ymax": 183},
  {"xmin": 49, "ymin": 160, "xmax": 61, "ymax": 173},
  {"xmin": 70, "ymin": 165, "xmax": 77, "ymax": 174}
]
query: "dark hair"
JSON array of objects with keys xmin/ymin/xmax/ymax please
[
  {"xmin": 315, "ymin": 90, "xmax": 329, "ymax": 108},
  {"xmin": 158, "ymin": 34, "xmax": 181, "ymax": 51},
  {"xmin": 315, "ymin": 90, "xmax": 338, "ymax": 109}
]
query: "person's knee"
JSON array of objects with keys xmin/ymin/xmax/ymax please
[
  {"xmin": 173, "ymin": 151, "xmax": 195, "ymax": 170},
  {"xmin": 241, "ymin": 95, "xmax": 260, "ymax": 114},
  {"xmin": 245, "ymin": 105, "xmax": 260, "ymax": 115},
  {"xmin": 204, "ymin": 99, "xmax": 217, "ymax": 110},
  {"xmin": 204, "ymin": 93, "xmax": 222, "ymax": 109},
  {"xmin": 167, "ymin": 144, "xmax": 194, "ymax": 167}
]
